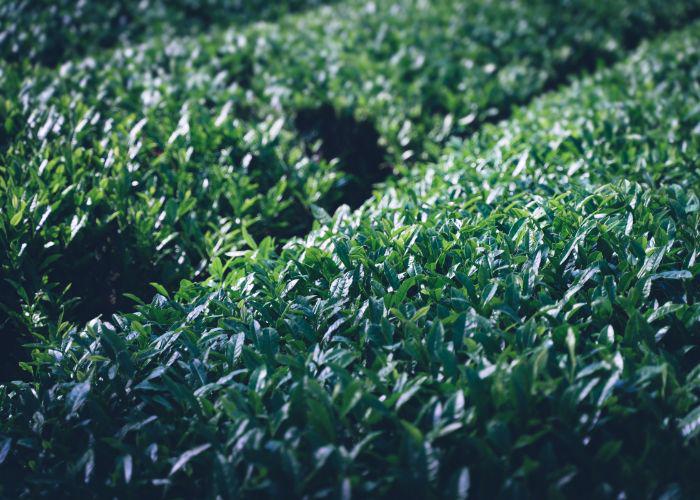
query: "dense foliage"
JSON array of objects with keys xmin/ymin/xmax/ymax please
[
  {"xmin": 2, "ymin": 0, "xmax": 698, "ymax": 381},
  {"xmin": 0, "ymin": 0, "xmax": 335, "ymax": 66},
  {"xmin": 2, "ymin": 21, "xmax": 698, "ymax": 498}
]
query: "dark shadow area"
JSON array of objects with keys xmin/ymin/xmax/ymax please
[
  {"xmin": 0, "ymin": 220, "xmax": 187, "ymax": 382},
  {"xmin": 0, "ymin": 308, "xmax": 25, "ymax": 382},
  {"xmin": 48, "ymin": 221, "xmax": 169, "ymax": 324},
  {"xmin": 247, "ymin": 202, "xmax": 315, "ymax": 245},
  {"xmin": 295, "ymin": 103, "xmax": 391, "ymax": 211}
]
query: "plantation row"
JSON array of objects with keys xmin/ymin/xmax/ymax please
[
  {"xmin": 2, "ymin": 22, "xmax": 698, "ymax": 498},
  {"xmin": 0, "ymin": 0, "xmax": 335, "ymax": 66},
  {"xmin": 1, "ymin": 0, "xmax": 698, "ymax": 380}
]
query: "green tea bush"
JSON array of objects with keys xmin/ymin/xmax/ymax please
[
  {"xmin": 0, "ymin": 0, "xmax": 335, "ymax": 66},
  {"xmin": 255, "ymin": 0, "xmax": 700, "ymax": 160},
  {"xmin": 2, "ymin": 22, "xmax": 698, "ymax": 498},
  {"xmin": 2, "ymin": 0, "xmax": 697, "ymax": 376},
  {"xmin": 0, "ymin": 60, "xmax": 339, "ymax": 380}
]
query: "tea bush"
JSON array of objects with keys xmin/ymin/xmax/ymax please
[
  {"xmin": 0, "ymin": 0, "xmax": 335, "ymax": 66},
  {"xmin": 2, "ymin": 0, "xmax": 697, "ymax": 379},
  {"xmin": 2, "ymin": 22, "xmax": 698, "ymax": 498}
]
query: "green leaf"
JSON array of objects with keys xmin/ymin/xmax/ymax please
[
  {"xmin": 9, "ymin": 211, "xmax": 23, "ymax": 226},
  {"xmin": 680, "ymin": 406, "xmax": 700, "ymax": 440},
  {"xmin": 0, "ymin": 438, "xmax": 11, "ymax": 465},
  {"xmin": 651, "ymin": 270, "xmax": 692, "ymax": 280},
  {"xmin": 169, "ymin": 444, "xmax": 212, "ymax": 476},
  {"xmin": 150, "ymin": 282, "xmax": 170, "ymax": 299}
]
